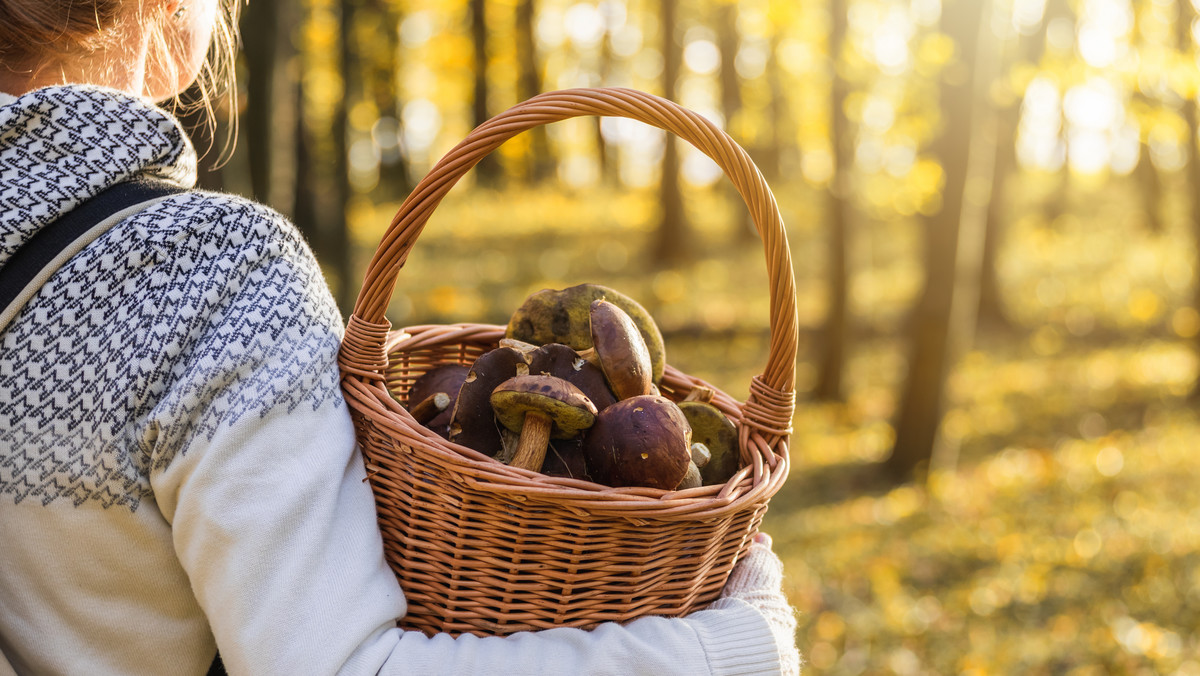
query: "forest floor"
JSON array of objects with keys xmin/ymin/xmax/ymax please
[{"xmin": 354, "ymin": 174, "xmax": 1200, "ymax": 675}]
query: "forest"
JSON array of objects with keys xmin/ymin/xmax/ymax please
[{"xmin": 187, "ymin": 0, "xmax": 1200, "ymax": 672}]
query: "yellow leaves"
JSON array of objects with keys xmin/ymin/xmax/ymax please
[
  {"xmin": 1128, "ymin": 288, "xmax": 1164, "ymax": 323},
  {"xmin": 1173, "ymin": 307, "xmax": 1200, "ymax": 337},
  {"xmin": 814, "ymin": 611, "xmax": 846, "ymax": 641},
  {"xmin": 1168, "ymin": 56, "xmax": 1200, "ymax": 100},
  {"xmin": 915, "ymin": 32, "xmax": 956, "ymax": 71}
]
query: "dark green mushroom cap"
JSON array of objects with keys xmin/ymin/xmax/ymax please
[
  {"xmin": 490, "ymin": 375, "xmax": 598, "ymax": 439},
  {"xmin": 678, "ymin": 401, "xmax": 739, "ymax": 486},
  {"xmin": 505, "ymin": 283, "xmax": 666, "ymax": 384}
]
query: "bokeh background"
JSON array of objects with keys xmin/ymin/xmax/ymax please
[{"xmin": 187, "ymin": 0, "xmax": 1200, "ymax": 672}]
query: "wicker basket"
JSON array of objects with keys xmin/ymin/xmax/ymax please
[{"xmin": 337, "ymin": 87, "xmax": 798, "ymax": 637}]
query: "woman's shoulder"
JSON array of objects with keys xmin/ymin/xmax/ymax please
[{"xmin": 129, "ymin": 188, "xmax": 316, "ymax": 266}]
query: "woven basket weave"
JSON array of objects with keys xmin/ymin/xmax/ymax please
[{"xmin": 338, "ymin": 87, "xmax": 798, "ymax": 637}]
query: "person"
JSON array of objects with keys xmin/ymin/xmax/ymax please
[{"xmin": 0, "ymin": 1, "xmax": 803, "ymax": 675}]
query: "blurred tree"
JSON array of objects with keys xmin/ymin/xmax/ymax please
[
  {"xmin": 653, "ymin": 0, "xmax": 690, "ymax": 266},
  {"xmin": 1041, "ymin": 0, "xmax": 1074, "ymax": 227},
  {"xmin": 329, "ymin": 0, "xmax": 359, "ymax": 313},
  {"xmin": 293, "ymin": 76, "xmax": 322, "ymax": 257},
  {"xmin": 1132, "ymin": 4, "xmax": 1165, "ymax": 234},
  {"xmin": 887, "ymin": 0, "xmax": 995, "ymax": 483},
  {"xmin": 241, "ymin": 0, "xmax": 300, "ymax": 216},
  {"xmin": 516, "ymin": 0, "xmax": 556, "ymax": 182},
  {"xmin": 979, "ymin": 0, "xmax": 1054, "ymax": 333},
  {"xmin": 362, "ymin": 0, "xmax": 412, "ymax": 199},
  {"xmin": 814, "ymin": 0, "xmax": 852, "ymax": 402},
  {"xmin": 471, "ymin": 0, "xmax": 502, "ymax": 186},
  {"xmin": 757, "ymin": 30, "xmax": 786, "ymax": 183},
  {"xmin": 1178, "ymin": 0, "xmax": 1200, "ymax": 401},
  {"xmin": 594, "ymin": 2, "xmax": 618, "ymax": 186},
  {"xmin": 714, "ymin": 0, "xmax": 755, "ymax": 244}
]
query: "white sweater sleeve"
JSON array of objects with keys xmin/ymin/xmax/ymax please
[{"xmin": 146, "ymin": 203, "xmax": 781, "ymax": 676}]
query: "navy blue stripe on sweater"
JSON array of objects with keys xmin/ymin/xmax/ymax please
[{"xmin": 0, "ymin": 178, "xmax": 184, "ymax": 315}]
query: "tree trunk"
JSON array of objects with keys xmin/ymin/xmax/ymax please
[
  {"xmin": 1135, "ymin": 126, "xmax": 1164, "ymax": 234},
  {"xmin": 1178, "ymin": 0, "xmax": 1200, "ymax": 401},
  {"xmin": 714, "ymin": 2, "xmax": 753, "ymax": 243},
  {"xmin": 330, "ymin": 0, "xmax": 359, "ymax": 315},
  {"xmin": 471, "ymin": 0, "xmax": 501, "ymax": 187},
  {"xmin": 1041, "ymin": 0, "xmax": 1074, "ymax": 227},
  {"xmin": 594, "ymin": 7, "xmax": 616, "ymax": 186},
  {"xmin": 653, "ymin": 0, "xmax": 689, "ymax": 266},
  {"xmin": 814, "ymin": 0, "xmax": 852, "ymax": 401},
  {"xmin": 292, "ymin": 76, "xmax": 320, "ymax": 253},
  {"xmin": 365, "ymin": 0, "xmax": 411, "ymax": 199},
  {"xmin": 886, "ymin": 0, "xmax": 996, "ymax": 483},
  {"xmin": 516, "ymin": 0, "xmax": 554, "ymax": 183},
  {"xmin": 241, "ymin": 0, "xmax": 299, "ymax": 215},
  {"xmin": 758, "ymin": 31, "xmax": 785, "ymax": 183},
  {"xmin": 979, "ymin": 5, "xmax": 1053, "ymax": 333}
]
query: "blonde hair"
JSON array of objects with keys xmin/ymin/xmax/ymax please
[
  {"xmin": 0, "ymin": 0, "xmax": 242, "ymax": 160},
  {"xmin": 161, "ymin": 1, "xmax": 243, "ymax": 164}
]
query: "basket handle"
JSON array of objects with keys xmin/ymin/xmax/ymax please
[{"xmin": 341, "ymin": 88, "xmax": 798, "ymax": 438}]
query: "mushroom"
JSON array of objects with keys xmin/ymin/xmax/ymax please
[
  {"xmin": 583, "ymin": 395, "xmax": 692, "ymax": 490},
  {"xmin": 490, "ymin": 375, "xmax": 598, "ymax": 472},
  {"xmin": 408, "ymin": 363, "xmax": 471, "ymax": 437},
  {"xmin": 539, "ymin": 437, "xmax": 590, "ymax": 480},
  {"xmin": 505, "ymin": 283, "xmax": 667, "ymax": 384},
  {"xmin": 448, "ymin": 346, "xmax": 531, "ymax": 456},
  {"xmin": 528, "ymin": 342, "xmax": 617, "ymax": 412},
  {"xmin": 678, "ymin": 401, "xmax": 739, "ymax": 486},
  {"xmin": 674, "ymin": 443, "xmax": 710, "ymax": 490},
  {"xmin": 578, "ymin": 300, "xmax": 653, "ymax": 400},
  {"xmin": 409, "ymin": 392, "xmax": 452, "ymax": 425},
  {"xmin": 675, "ymin": 462, "xmax": 703, "ymax": 490}
]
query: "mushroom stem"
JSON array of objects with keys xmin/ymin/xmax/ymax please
[
  {"xmin": 575, "ymin": 347, "xmax": 600, "ymax": 368},
  {"xmin": 509, "ymin": 410, "xmax": 553, "ymax": 471},
  {"xmin": 409, "ymin": 392, "xmax": 451, "ymax": 424},
  {"xmin": 499, "ymin": 338, "xmax": 541, "ymax": 359},
  {"xmin": 683, "ymin": 386, "xmax": 715, "ymax": 403}
]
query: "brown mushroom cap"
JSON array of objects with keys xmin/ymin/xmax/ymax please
[
  {"xmin": 408, "ymin": 363, "xmax": 471, "ymax": 437},
  {"xmin": 588, "ymin": 299, "xmax": 653, "ymax": 400},
  {"xmin": 505, "ymin": 283, "xmax": 666, "ymax": 383},
  {"xmin": 448, "ymin": 346, "xmax": 531, "ymax": 456},
  {"xmin": 528, "ymin": 342, "xmax": 617, "ymax": 412},
  {"xmin": 583, "ymin": 395, "xmax": 692, "ymax": 490},
  {"xmin": 678, "ymin": 401, "xmax": 739, "ymax": 486},
  {"xmin": 491, "ymin": 375, "xmax": 597, "ymax": 439},
  {"xmin": 541, "ymin": 437, "xmax": 591, "ymax": 480}
]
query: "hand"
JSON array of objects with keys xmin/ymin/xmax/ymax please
[{"xmin": 716, "ymin": 533, "xmax": 801, "ymax": 676}]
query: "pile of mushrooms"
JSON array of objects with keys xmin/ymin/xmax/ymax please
[{"xmin": 395, "ymin": 283, "xmax": 741, "ymax": 491}]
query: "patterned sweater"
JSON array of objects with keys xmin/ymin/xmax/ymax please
[{"xmin": 0, "ymin": 86, "xmax": 782, "ymax": 676}]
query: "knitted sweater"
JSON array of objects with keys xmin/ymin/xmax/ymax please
[{"xmin": 0, "ymin": 85, "xmax": 782, "ymax": 676}]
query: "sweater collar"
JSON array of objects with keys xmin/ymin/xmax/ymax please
[{"xmin": 0, "ymin": 85, "xmax": 196, "ymax": 264}]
